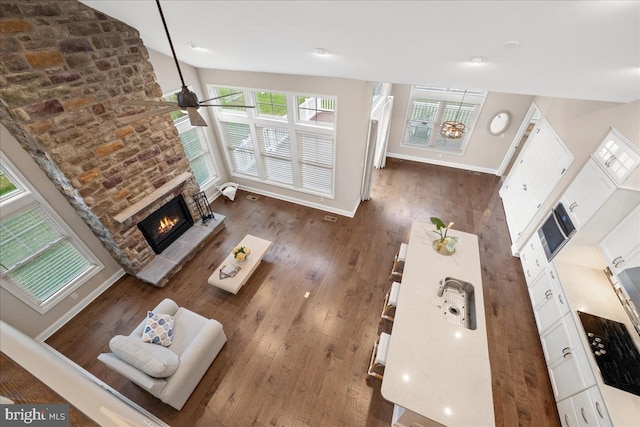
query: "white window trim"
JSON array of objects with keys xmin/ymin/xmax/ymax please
[
  {"xmin": 400, "ymin": 86, "xmax": 486, "ymax": 156},
  {"xmin": 0, "ymin": 152, "xmax": 103, "ymax": 314},
  {"xmin": 209, "ymin": 85, "xmax": 337, "ymax": 199}
]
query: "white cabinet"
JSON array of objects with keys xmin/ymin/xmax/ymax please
[
  {"xmin": 501, "ymin": 119, "xmax": 574, "ymax": 243},
  {"xmin": 519, "ymin": 232, "xmax": 547, "ymax": 284},
  {"xmin": 529, "ymin": 264, "xmax": 570, "ymax": 333},
  {"xmin": 557, "ymin": 386, "xmax": 612, "ymax": 427},
  {"xmin": 540, "ymin": 313, "xmax": 596, "ymax": 401},
  {"xmin": 593, "ymin": 128, "xmax": 640, "ymax": 186},
  {"xmin": 599, "ymin": 205, "xmax": 640, "ymax": 275},
  {"xmin": 560, "ymin": 159, "xmax": 616, "ymax": 231}
]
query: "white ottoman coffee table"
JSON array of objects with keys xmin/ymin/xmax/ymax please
[{"xmin": 208, "ymin": 234, "xmax": 272, "ymax": 294}]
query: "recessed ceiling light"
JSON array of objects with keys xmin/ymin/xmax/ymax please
[
  {"xmin": 469, "ymin": 56, "xmax": 487, "ymax": 64},
  {"xmin": 188, "ymin": 43, "xmax": 207, "ymax": 51},
  {"xmin": 313, "ymin": 47, "xmax": 329, "ymax": 56},
  {"xmin": 503, "ymin": 40, "xmax": 521, "ymax": 48}
]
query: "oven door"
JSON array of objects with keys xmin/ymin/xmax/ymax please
[{"xmin": 538, "ymin": 203, "xmax": 575, "ymax": 262}]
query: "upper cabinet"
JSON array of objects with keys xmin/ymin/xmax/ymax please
[
  {"xmin": 559, "ymin": 158, "xmax": 616, "ymax": 231},
  {"xmin": 599, "ymin": 205, "xmax": 640, "ymax": 275},
  {"xmin": 593, "ymin": 128, "xmax": 640, "ymax": 186},
  {"xmin": 501, "ymin": 119, "xmax": 574, "ymax": 244}
]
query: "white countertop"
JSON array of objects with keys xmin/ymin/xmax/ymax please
[
  {"xmin": 554, "ymin": 246, "xmax": 640, "ymax": 427},
  {"xmin": 381, "ymin": 222, "xmax": 495, "ymax": 426}
]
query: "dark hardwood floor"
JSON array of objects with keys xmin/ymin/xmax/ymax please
[{"xmin": 46, "ymin": 159, "xmax": 560, "ymax": 426}]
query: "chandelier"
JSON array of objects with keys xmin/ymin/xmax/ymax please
[{"xmin": 440, "ymin": 89, "xmax": 467, "ymax": 139}]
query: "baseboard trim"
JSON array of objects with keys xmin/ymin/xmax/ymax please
[
  {"xmin": 385, "ymin": 153, "xmax": 499, "ymax": 175},
  {"xmin": 36, "ymin": 269, "xmax": 126, "ymax": 342},
  {"xmin": 238, "ymin": 185, "xmax": 358, "ymax": 218}
]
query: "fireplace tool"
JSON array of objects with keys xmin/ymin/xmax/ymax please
[{"xmin": 193, "ymin": 192, "xmax": 215, "ymax": 224}]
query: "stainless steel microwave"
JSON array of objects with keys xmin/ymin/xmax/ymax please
[{"xmin": 537, "ymin": 202, "xmax": 577, "ymax": 262}]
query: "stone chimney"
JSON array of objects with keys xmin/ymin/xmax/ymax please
[{"xmin": 0, "ymin": 0, "xmax": 202, "ymax": 276}]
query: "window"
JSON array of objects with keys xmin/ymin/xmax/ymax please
[
  {"xmin": 298, "ymin": 132, "xmax": 333, "ymax": 194},
  {"xmin": 209, "ymin": 85, "xmax": 336, "ymax": 197},
  {"xmin": 164, "ymin": 92, "xmax": 218, "ymax": 188},
  {"xmin": 402, "ymin": 87, "xmax": 485, "ymax": 154},
  {"xmin": 0, "ymin": 154, "xmax": 102, "ymax": 314},
  {"xmin": 255, "ymin": 91, "xmax": 287, "ymax": 119},
  {"xmin": 297, "ymin": 96, "xmax": 335, "ymax": 126}
]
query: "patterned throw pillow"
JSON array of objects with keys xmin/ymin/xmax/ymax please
[{"xmin": 141, "ymin": 311, "xmax": 175, "ymax": 347}]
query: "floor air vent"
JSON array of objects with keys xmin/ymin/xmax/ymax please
[
  {"xmin": 246, "ymin": 195, "xmax": 259, "ymax": 201},
  {"xmin": 324, "ymin": 215, "xmax": 337, "ymax": 222}
]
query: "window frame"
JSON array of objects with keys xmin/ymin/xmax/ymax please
[
  {"xmin": 0, "ymin": 152, "xmax": 103, "ymax": 314},
  {"xmin": 209, "ymin": 85, "xmax": 336, "ymax": 199},
  {"xmin": 401, "ymin": 86, "xmax": 486, "ymax": 155}
]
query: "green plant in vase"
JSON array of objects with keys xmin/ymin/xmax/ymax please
[{"xmin": 430, "ymin": 217, "xmax": 459, "ymax": 255}]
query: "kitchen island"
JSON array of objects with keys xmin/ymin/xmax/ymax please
[{"xmin": 382, "ymin": 222, "xmax": 495, "ymax": 426}]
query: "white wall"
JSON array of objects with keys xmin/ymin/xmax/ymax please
[
  {"xmin": 385, "ymin": 85, "xmax": 535, "ymax": 173},
  {"xmin": 0, "ymin": 126, "xmax": 124, "ymax": 339}
]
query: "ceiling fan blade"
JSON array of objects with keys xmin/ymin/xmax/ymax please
[
  {"xmin": 122, "ymin": 100, "xmax": 177, "ymax": 107},
  {"xmin": 117, "ymin": 106, "xmax": 178, "ymax": 124},
  {"xmin": 199, "ymin": 92, "xmax": 242, "ymax": 104},
  {"xmin": 187, "ymin": 107, "xmax": 208, "ymax": 127}
]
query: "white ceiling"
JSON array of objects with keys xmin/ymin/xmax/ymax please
[{"xmin": 80, "ymin": 0, "xmax": 640, "ymax": 103}]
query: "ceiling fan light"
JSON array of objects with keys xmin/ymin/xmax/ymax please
[{"xmin": 177, "ymin": 86, "xmax": 200, "ymax": 108}]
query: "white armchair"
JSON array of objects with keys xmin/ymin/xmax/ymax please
[{"xmin": 97, "ymin": 298, "xmax": 227, "ymax": 410}]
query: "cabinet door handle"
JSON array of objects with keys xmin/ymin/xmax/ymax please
[
  {"xmin": 558, "ymin": 294, "xmax": 565, "ymax": 305},
  {"xmin": 545, "ymin": 289, "xmax": 553, "ymax": 299},
  {"xmin": 562, "ymin": 347, "xmax": 572, "ymax": 358},
  {"xmin": 535, "ymin": 259, "xmax": 540, "ymax": 267},
  {"xmin": 526, "ymin": 269, "xmax": 531, "ymax": 277},
  {"xmin": 595, "ymin": 402, "xmax": 604, "ymax": 419},
  {"xmin": 612, "ymin": 256, "xmax": 622, "ymax": 264},
  {"xmin": 614, "ymin": 258, "xmax": 626, "ymax": 268},
  {"xmin": 550, "ymin": 270, "xmax": 556, "ymax": 279},
  {"xmin": 569, "ymin": 202, "xmax": 578, "ymax": 212},
  {"xmin": 564, "ymin": 414, "xmax": 570, "ymax": 427},
  {"xmin": 580, "ymin": 407, "xmax": 588, "ymax": 423},
  {"xmin": 522, "ymin": 183, "xmax": 528, "ymax": 191},
  {"xmin": 605, "ymin": 155, "xmax": 616, "ymax": 167}
]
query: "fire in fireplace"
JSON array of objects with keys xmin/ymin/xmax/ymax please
[{"xmin": 138, "ymin": 195, "xmax": 194, "ymax": 254}]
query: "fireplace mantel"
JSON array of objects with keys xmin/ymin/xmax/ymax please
[{"xmin": 113, "ymin": 172, "xmax": 192, "ymax": 224}]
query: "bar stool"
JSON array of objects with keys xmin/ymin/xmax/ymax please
[
  {"xmin": 366, "ymin": 332, "xmax": 391, "ymax": 382},
  {"xmin": 380, "ymin": 281, "xmax": 401, "ymax": 323},
  {"xmin": 389, "ymin": 243, "xmax": 408, "ymax": 280}
]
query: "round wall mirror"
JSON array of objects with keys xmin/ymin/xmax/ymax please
[{"xmin": 489, "ymin": 111, "xmax": 511, "ymax": 135}]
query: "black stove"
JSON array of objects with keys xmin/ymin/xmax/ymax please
[{"xmin": 577, "ymin": 311, "xmax": 640, "ymax": 396}]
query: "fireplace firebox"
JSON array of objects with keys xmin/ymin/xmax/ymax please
[{"xmin": 137, "ymin": 195, "xmax": 194, "ymax": 254}]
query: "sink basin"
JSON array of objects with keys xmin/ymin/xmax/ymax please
[{"xmin": 437, "ymin": 277, "xmax": 477, "ymax": 330}]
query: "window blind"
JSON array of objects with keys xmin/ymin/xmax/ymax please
[
  {"xmin": 221, "ymin": 121, "xmax": 259, "ymax": 177},
  {"xmin": 257, "ymin": 126, "xmax": 293, "ymax": 185},
  {"xmin": 0, "ymin": 205, "xmax": 91, "ymax": 304},
  {"xmin": 298, "ymin": 132, "xmax": 333, "ymax": 195},
  {"xmin": 178, "ymin": 126, "xmax": 215, "ymax": 185}
]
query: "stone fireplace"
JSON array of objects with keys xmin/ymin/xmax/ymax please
[{"xmin": 0, "ymin": 0, "xmax": 219, "ymax": 286}]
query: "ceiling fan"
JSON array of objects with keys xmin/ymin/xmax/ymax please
[{"xmin": 118, "ymin": 0, "xmax": 254, "ymax": 127}]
